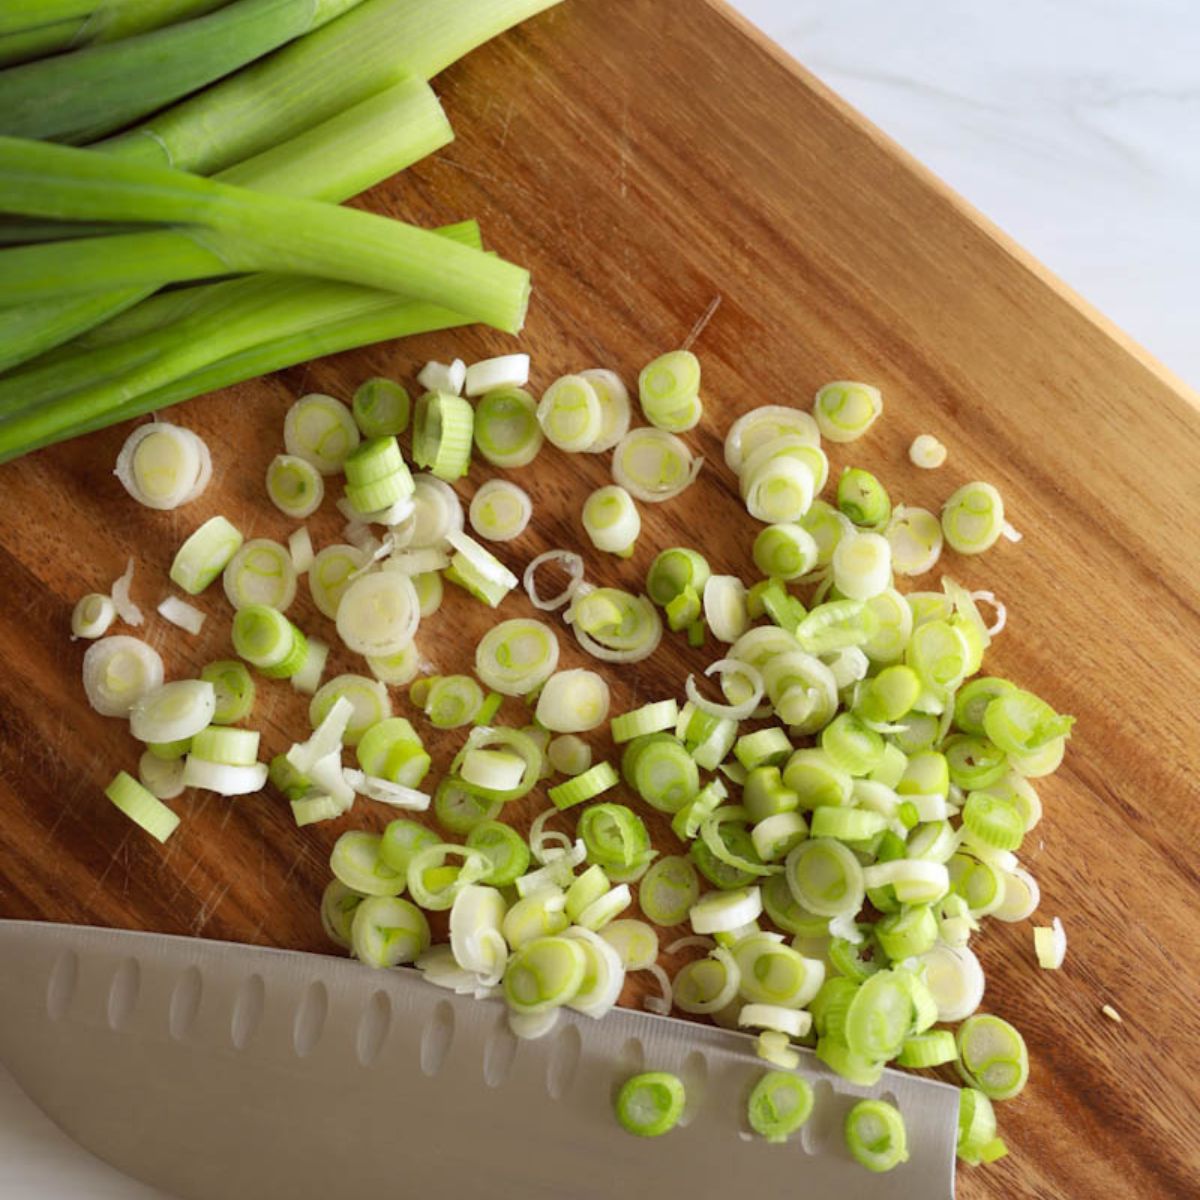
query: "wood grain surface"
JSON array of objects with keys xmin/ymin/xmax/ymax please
[{"xmin": 2, "ymin": 2, "xmax": 1199, "ymax": 1197}]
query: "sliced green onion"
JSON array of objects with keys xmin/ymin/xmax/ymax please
[
  {"xmin": 743, "ymin": 767, "xmax": 800, "ymax": 823},
  {"xmin": 992, "ymin": 864, "xmax": 1041, "ymax": 923},
  {"xmin": 137, "ymin": 748, "xmax": 186, "ymax": 801},
  {"xmin": 837, "ymin": 467, "xmax": 891, "ymax": 528},
  {"xmin": 473, "ymin": 385, "xmax": 543, "ymax": 468},
  {"xmin": 957, "ymin": 1087, "xmax": 998, "ymax": 1163},
  {"xmin": 284, "ymin": 393, "xmax": 360, "ymax": 476},
  {"xmin": 724, "ymin": 406, "xmax": 819, "ymax": 473},
  {"xmin": 405, "ymin": 473, "xmax": 464, "ymax": 547},
  {"xmin": 537, "ymin": 375, "xmax": 602, "ymax": 451},
  {"xmin": 600, "ymin": 919, "xmax": 659, "ymax": 971},
  {"xmin": 407, "ymin": 843, "xmax": 490, "ymax": 912},
  {"xmin": 785, "ymin": 838, "xmax": 864, "ymax": 916},
  {"xmin": 956, "ymin": 1014, "xmax": 1029, "ymax": 1100},
  {"xmin": 611, "ymin": 427, "xmax": 701, "ymax": 503},
  {"xmin": 794, "ymin": 599, "xmax": 879, "ymax": 657},
  {"xmin": 306, "ymin": 543, "xmax": 366, "ymax": 619},
  {"xmin": 646, "ymin": 547, "xmax": 711, "ymax": 607},
  {"xmin": 579, "ymin": 803, "xmax": 651, "ymax": 871},
  {"xmin": 781, "ymin": 750, "xmax": 852, "ymax": 808},
  {"xmin": 191, "ymin": 725, "xmax": 259, "ymax": 767},
  {"xmin": 430, "ymin": 778, "xmax": 498, "ymax": 834},
  {"xmin": 961, "ymin": 790, "xmax": 1025, "ymax": 852},
  {"xmin": 535, "ymin": 669, "xmax": 610, "ymax": 732},
  {"xmin": 416, "ymin": 360, "xmax": 465, "ymax": 396},
  {"xmin": 114, "ymin": 422, "xmax": 210, "ymax": 511},
  {"xmin": 129, "ymin": 679, "xmax": 215, "ymax": 744},
  {"xmin": 886, "ymin": 505, "xmax": 943, "ymax": 576},
  {"xmin": 445, "ymin": 530, "xmax": 518, "ymax": 608},
  {"xmin": 742, "ymin": 453, "xmax": 815, "ymax": 523},
  {"xmin": 638, "ymin": 350, "xmax": 701, "ymax": 432},
  {"xmin": 576, "ymin": 882, "xmax": 633, "ymax": 931},
  {"xmin": 810, "ymin": 807, "xmax": 887, "ymax": 841},
  {"xmin": 733, "ymin": 933, "xmax": 824, "ymax": 1006},
  {"xmin": 424, "ymin": 675, "xmax": 485, "ymax": 729},
  {"xmin": 844, "ymin": 1099, "xmax": 908, "ymax": 1173},
  {"xmin": 169, "ymin": 515, "xmax": 243, "ymax": 595},
  {"xmin": 547, "ymin": 761, "xmax": 618, "ymax": 810},
  {"xmin": 735, "ymin": 728, "xmax": 793, "ymax": 771},
  {"xmin": 466, "ymin": 820, "xmax": 531, "ymax": 888},
  {"xmin": 627, "ymin": 737, "xmax": 696, "ymax": 814},
  {"xmin": 895, "ymin": 1028, "xmax": 959, "ymax": 1069},
  {"xmin": 578, "ymin": 368, "xmax": 631, "ymax": 452},
  {"xmin": 265, "ymin": 454, "xmax": 324, "ymax": 520},
  {"xmin": 378, "ymin": 818, "xmax": 439, "ymax": 879},
  {"xmin": 747, "ymin": 1071, "xmax": 814, "ymax": 1143},
  {"xmin": 335, "ymin": 569, "xmax": 419, "ymax": 658},
  {"xmin": 475, "ymin": 618, "xmax": 559, "ymax": 696},
  {"xmin": 310, "ymin": 675, "xmax": 391, "ymax": 747},
  {"xmin": 813, "ymin": 380, "xmax": 882, "ymax": 443},
  {"xmin": 910, "ymin": 434, "xmax": 948, "ymax": 469},
  {"xmin": 72, "ymin": 592, "xmax": 116, "ymax": 640},
  {"xmin": 1034, "ymin": 916, "xmax": 1067, "ymax": 970},
  {"xmin": 365, "ymin": 644, "xmax": 421, "ymax": 688},
  {"xmin": 942, "ymin": 481, "xmax": 1006, "ymax": 555},
  {"xmin": 319, "ymin": 880, "xmax": 363, "ymax": 950},
  {"xmin": 738, "ymin": 1002, "xmax": 812, "ymax": 1038},
  {"xmin": 352, "ymin": 896, "xmax": 430, "ymax": 969},
  {"xmin": 449, "ymin": 726, "xmax": 542, "ymax": 802},
  {"xmin": 356, "ymin": 717, "xmax": 429, "ymax": 788},
  {"xmin": 609, "ymin": 699, "xmax": 676, "ymax": 744},
  {"xmin": 701, "ymin": 575, "xmax": 747, "ymax": 643},
  {"xmin": 105, "ymin": 770, "xmax": 179, "ymax": 842},
  {"xmin": 352, "ymin": 377, "xmax": 410, "ymax": 438},
  {"xmin": 459, "ymin": 748, "xmax": 527, "ymax": 793},
  {"xmin": 917, "ymin": 942, "xmax": 985, "ymax": 1022},
  {"xmin": 547, "ymin": 734, "xmax": 592, "ymax": 776},
  {"xmin": 504, "ymin": 934, "xmax": 586, "ymax": 1014},
  {"xmin": 222, "ymin": 538, "xmax": 297, "ymax": 611},
  {"xmin": 689, "ymin": 886, "xmax": 763, "ymax": 935},
  {"xmin": 469, "ymin": 479, "xmax": 532, "ymax": 542},
  {"xmin": 330, "ymin": 831, "xmax": 405, "ymax": 898},
  {"xmin": 615, "ymin": 1072, "xmax": 685, "ymax": 1138},
  {"xmin": 831, "ymin": 531, "xmax": 891, "ymax": 601},
  {"xmin": 798, "ymin": 500, "xmax": 853, "ymax": 569},
  {"xmin": 412, "ymin": 390, "xmax": 474, "ymax": 480},
  {"xmin": 752, "ymin": 523, "xmax": 819, "ymax": 580},
  {"xmin": 582, "ymin": 485, "xmax": 641, "ymax": 557},
  {"xmin": 285, "ymin": 529, "xmax": 314, "ymax": 578},
  {"xmin": 639, "ymin": 855, "xmax": 701, "ymax": 927},
  {"xmin": 862, "ymin": 858, "xmax": 950, "ymax": 905},
  {"xmin": 983, "ymin": 688, "xmax": 1075, "ymax": 758},
  {"xmin": 568, "ymin": 587, "xmax": 662, "ymax": 663},
  {"xmin": 230, "ymin": 604, "xmax": 307, "ymax": 678}
]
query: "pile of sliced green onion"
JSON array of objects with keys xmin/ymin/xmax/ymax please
[{"xmin": 80, "ymin": 340, "xmax": 1069, "ymax": 1184}]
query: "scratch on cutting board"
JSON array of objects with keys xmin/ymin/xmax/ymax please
[
  {"xmin": 683, "ymin": 295, "xmax": 723, "ymax": 351},
  {"xmin": 82, "ymin": 828, "xmax": 134, "ymax": 909},
  {"xmin": 191, "ymin": 881, "xmax": 230, "ymax": 936},
  {"xmin": 618, "ymin": 96, "xmax": 631, "ymax": 198},
  {"xmin": 499, "ymin": 100, "xmax": 516, "ymax": 150},
  {"xmin": 169, "ymin": 855, "xmax": 205, "ymax": 902}
]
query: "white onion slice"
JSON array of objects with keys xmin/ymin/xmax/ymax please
[
  {"xmin": 579, "ymin": 368, "xmax": 631, "ymax": 453},
  {"xmin": 288, "ymin": 527, "xmax": 315, "ymax": 574},
  {"xmin": 993, "ymin": 865, "xmax": 1041, "ymax": 923},
  {"xmin": 290, "ymin": 637, "xmax": 329, "ymax": 696},
  {"xmin": 82, "ymin": 636, "xmax": 164, "ymax": 717}
]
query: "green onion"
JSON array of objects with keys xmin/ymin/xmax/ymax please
[
  {"xmin": 504, "ymin": 935, "xmax": 586, "ymax": 1015},
  {"xmin": 406, "ymin": 843, "xmax": 489, "ymax": 911},
  {"xmin": 569, "ymin": 587, "xmax": 663, "ymax": 664},
  {"xmin": 961, "ymin": 791, "xmax": 1025, "ymax": 852},
  {"xmin": 614, "ymin": 1072, "xmax": 686, "ymax": 1138},
  {"xmin": 582, "ymin": 485, "xmax": 641, "ymax": 557},
  {"xmin": 752, "ymin": 523, "xmax": 818, "ymax": 581},
  {"xmin": 465, "ymin": 820, "xmax": 531, "ymax": 888},
  {"xmin": 377, "ymin": 818, "xmax": 438, "ymax": 878},
  {"xmin": 733, "ymin": 933, "xmax": 823, "ymax": 1006},
  {"xmin": 232, "ymin": 604, "xmax": 309, "ymax": 679},
  {"xmin": 785, "ymin": 837, "xmax": 864, "ymax": 916},
  {"xmin": 432, "ymin": 779, "xmax": 501, "ymax": 834},
  {"xmin": 330, "ymin": 830, "xmax": 405, "ymax": 897},
  {"xmin": 282, "ymin": 392, "xmax": 359, "ymax": 474},
  {"xmin": 445, "ymin": 531, "xmax": 519, "ymax": 608},
  {"xmin": 724, "ymin": 405, "xmax": 819, "ymax": 473},
  {"xmin": 941, "ymin": 481, "xmax": 1006, "ymax": 555},
  {"xmin": 475, "ymin": 618, "xmax": 560, "ymax": 696},
  {"xmin": 955, "ymin": 1014, "xmax": 1029, "ymax": 1100},
  {"xmin": 537, "ymin": 374, "xmax": 601, "ymax": 451},
  {"xmin": 646, "ymin": 547, "xmax": 710, "ymax": 607},
  {"xmin": 1033, "ymin": 916, "xmax": 1067, "ymax": 970},
  {"xmin": 741, "ymin": 452, "xmax": 815, "ymax": 523},
  {"xmin": 956, "ymin": 1087, "xmax": 998, "ymax": 1163},
  {"xmin": 319, "ymin": 879, "xmax": 363, "ymax": 949},
  {"xmin": 837, "ymin": 467, "xmax": 891, "ymax": 527},
  {"xmin": 266, "ymin": 454, "xmax": 324, "ymax": 519},
  {"xmin": 747, "ymin": 1070, "xmax": 814, "ymax": 1143},
  {"xmin": 352, "ymin": 377, "xmax": 410, "ymax": 438},
  {"xmin": 548, "ymin": 761, "xmax": 619, "ymax": 809},
  {"xmin": 691, "ymin": 816, "xmax": 765, "ymax": 889},
  {"xmin": 449, "ymin": 726, "xmax": 541, "ymax": 802},
  {"xmin": 844, "ymin": 1099, "xmax": 908, "ymax": 1173},
  {"xmin": 611, "ymin": 699, "xmax": 678, "ymax": 744},
  {"xmin": 600, "ymin": 918, "xmax": 659, "ymax": 971},
  {"xmin": 831, "ymin": 531, "xmax": 892, "ymax": 601},
  {"xmin": 886, "ymin": 505, "xmax": 944, "ymax": 576},
  {"xmin": 129, "ymin": 680, "xmax": 216, "ymax": 744},
  {"xmin": 547, "ymin": 734, "xmax": 592, "ymax": 776},
  {"xmin": 309, "ymin": 675, "xmax": 391, "ymax": 745},
  {"xmin": 638, "ymin": 855, "xmax": 700, "ymax": 926},
  {"xmin": 575, "ymin": 368, "xmax": 630, "ymax": 451},
  {"xmin": 742, "ymin": 767, "xmax": 799, "ymax": 823},
  {"xmin": 223, "ymin": 538, "xmax": 297, "ymax": 611},
  {"xmin": 355, "ymin": 717, "xmax": 429, "ymax": 788},
  {"xmin": 351, "ymin": 895, "xmax": 430, "ymax": 968},
  {"xmin": 473, "ymin": 386, "xmax": 543, "ymax": 467},
  {"xmin": 169, "ymin": 515, "xmax": 244, "ymax": 596},
  {"xmin": 611, "ymin": 427, "xmax": 701, "ymax": 503},
  {"xmin": 469, "ymin": 479, "xmax": 533, "ymax": 542},
  {"xmin": 983, "ymin": 688, "xmax": 1075, "ymax": 757},
  {"xmin": 105, "ymin": 769, "xmax": 180, "ymax": 841},
  {"xmin": 813, "ymin": 380, "xmax": 882, "ymax": 443},
  {"xmin": 413, "ymin": 390, "xmax": 474, "ymax": 479},
  {"xmin": 424, "ymin": 675, "xmax": 486, "ymax": 729},
  {"xmin": 306, "ymin": 544, "xmax": 366, "ymax": 618},
  {"xmin": 114, "ymin": 421, "xmax": 210, "ymax": 510},
  {"xmin": 335, "ymin": 571, "xmax": 420, "ymax": 658},
  {"xmin": 638, "ymin": 350, "xmax": 702, "ymax": 432},
  {"xmin": 535, "ymin": 669, "xmax": 610, "ymax": 732},
  {"xmin": 71, "ymin": 592, "xmax": 116, "ymax": 640},
  {"xmin": 630, "ymin": 737, "xmax": 698, "ymax": 814},
  {"xmin": 579, "ymin": 803, "xmax": 651, "ymax": 871},
  {"xmin": 910, "ymin": 433, "xmax": 948, "ymax": 469}
]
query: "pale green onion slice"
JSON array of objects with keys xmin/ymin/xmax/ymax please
[
  {"xmin": 473, "ymin": 387, "xmax": 544, "ymax": 468},
  {"xmin": 886, "ymin": 506, "xmax": 944, "ymax": 576},
  {"xmin": 115, "ymin": 422, "xmax": 210, "ymax": 510},
  {"xmin": 611, "ymin": 427, "xmax": 702, "ymax": 503},
  {"xmin": 747, "ymin": 1071, "xmax": 814, "ymax": 1144},
  {"xmin": 535, "ymin": 669, "xmax": 610, "ymax": 732},
  {"xmin": 856, "ymin": 589, "xmax": 913, "ymax": 665},
  {"xmin": 742, "ymin": 455, "xmax": 815, "ymax": 523},
  {"xmin": 407, "ymin": 844, "xmax": 490, "ymax": 912},
  {"xmin": 305, "ymin": 544, "xmax": 365, "ymax": 619},
  {"xmin": 433, "ymin": 779, "xmax": 501, "ymax": 833},
  {"xmin": 449, "ymin": 884, "xmax": 508, "ymax": 981},
  {"xmin": 755, "ymin": 1031, "xmax": 800, "ymax": 1071},
  {"xmin": 579, "ymin": 368, "xmax": 632, "ymax": 452},
  {"xmin": 734, "ymin": 934, "xmax": 825, "ymax": 1006},
  {"xmin": 751, "ymin": 812, "xmax": 809, "ymax": 862},
  {"xmin": 475, "ymin": 618, "xmax": 560, "ymax": 696},
  {"xmin": 917, "ymin": 942, "xmax": 985, "ymax": 1022},
  {"xmin": 504, "ymin": 934, "xmax": 587, "ymax": 1014},
  {"xmin": 633, "ymin": 739, "xmax": 699, "ymax": 815},
  {"xmin": 169, "ymin": 515, "xmax": 243, "ymax": 596},
  {"xmin": 837, "ymin": 467, "xmax": 891, "ymax": 528},
  {"xmin": 266, "ymin": 454, "xmax": 324, "ymax": 520},
  {"xmin": 469, "ymin": 479, "xmax": 532, "ymax": 542},
  {"xmin": 674, "ymin": 945, "xmax": 742, "ymax": 1014},
  {"xmin": 195, "ymin": 659, "xmax": 253, "ymax": 725},
  {"xmin": 582, "ymin": 485, "xmax": 641, "ymax": 556},
  {"xmin": 942, "ymin": 481, "xmax": 1006, "ymax": 555},
  {"xmin": 138, "ymin": 749, "xmax": 185, "ymax": 801},
  {"xmin": 906, "ymin": 618, "xmax": 971, "ymax": 695},
  {"xmin": 690, "ymin": 886, "xmax": 763, "ymax": 935},
  {"xmin": 611, "ymin": 699, "xmax": 679, "ymax": 744},
  {"xmin": 992, "ymin": 865, "xmax": 1040, "ymax": 922},
  {"xmin": 646, "ymin": 547, "xmax": 711, "ymax": 608},
  {"xmin": 286, "ymin": 529, "xmax": 314, "ymax": 577},
  {"xmin": 417, "ymin": 944, "xmax": 497, "ymax": 999},
  {"xmin": 352, "ymin": 896, "xmax": 430, "ymax": 969},
  {"xmin": 862, "ymin": 859, "xmax": 950, "ymax": 904},
  {"xmin": 284, "ymin": 394, "xmax": 360, "ymax": 476},
  {"xmin": 156, "ymin": 595, "xmax": 205, "ymax": 636},
  {"xmin": 403, "ymin": 475, "xmax": 464, "ymax": 547},
  {"xmin": 523, "ymin": 549, "xmax": 585, "ymax": 612},
  {"xmin": 286, "ymin": 634, "xmax": 325, "ymax": 694},
  {"xmin": 352, "ymin": 378, "xmax": 410, "ymax": 439},
  {"xmin": 561, "ymin": 864, "xmax": 608, "ymax": 919},
  {"xmin": 461, "ymin": 748, "xmax": 526, "ymax": 792},
  {"xmin": 365, "ymin": 645, "xmax": 422, "ymax": 687},
  {"xmin": 813, "ymin": 380, "xmax": 883, "ymax": 443},
  {"xmin": 614, "ymin": 1072, "xmax": 686, "ymax": 1138},
  {"xmin": 445, "ymin": 530, "xmax": 519, "ymax": 608},
  {"xmin": 956, "ymin": 1014, "xmax": 1029, "ymax": 1100},
  {"xmin": 335, "ymin": 570, "xmax": 419, "ymax": 657},
  {"xmin": 638, "ymin": 350, "xmax": 702, "ymax": 432},
  {"xmin": 416, "ymin": 359, "xmax": 466, "ymax": 396},
  {"xmin": 344, "ymin": 770, "xmax": 429, "ymax": 812},
  {"xmin": 639, "ymin": 856, "xmax": 701, "ymax": 927},
  {"xmin": 910, "ymin": 434, "xmax": 948, "ymax": 469},
  {"xmin": 222, "ymin": 539, "xmax": 296, "ymax": 612},
  {"xmin": 422, "ymin": 675, "xmax": 485, "ymax": 729},
  {"xmin": 191, "ymin": 726, "xmax": 259, "ymax": 767},
  {"xmin": 231, "ymin": 605, "xmax": 308, "ymax": 679},
  {"xmin": 1034, "ymin": 916, "xmax": 1067, "ymax": 970},
  {"xmin": 183, "ymin": 756, "xmax": 268, "ymax": 796},
  {"xmin": 600, "ymin": 919, "xmax": 659, "ymax": 971},
  {"xmin": 569, "ymin": 588, "xmax": 663, "ymax": 663},
  {"xmin": 831, "ymin": 531, "xmax": 891, "ymax": 601},
  {"xmin": 785, "ymin": 838, "xmax": 864, "ymax": 916},
  {"xmin": 537, "ymin": 375, "xmax": 602, "ymax": 451},
  {"xmin": 449, "ymin": 727, "xmax": 543, "ymax": 803},
  {"xmin": 310, "ymin": 676, "xmax": 391, "ymax": 747},
  {"xmin": 798, "ymin": 500, "xmax": 853, "ymax": 569},
  {"xmin": 466, "ymin": 821, "xmax": 531, "ymax": 889},
  {"xmin": 128, "ymin": 680, "xmax": 214, "ymax": 744},
  {"xmin": 738, "ymin": 1004, "xmax": 812, "ymax": 1038},
  {"xmin": 576, "ymin": 883, "xmax": 633, "ymax": 931},
  {"xmin": 564, "ymin": 926, "xmax": 626, "ymax": 1017},
  {"xmin": 106, "ymin": 559, "xmax": 143, "ymax": 627},
  {"xmin": 724, "ymin": 407, "xmax": 820, "ymax": 474},
  {"xmin": 699, "ymin": 807, "xmax": 780, "ymax": 878},
  {"xmin": 105, "ymin": 771, "xmax": 179, "ymax": 842},
  {"xmin": 983, "ymin": 688, "xmax": 1074, "ymax": 758},
  {"xmin": 377, "ymin": 818, "xmax": 439, "ymax": 879},
  {"xmin": 781, "ymin": 749, "xmax": 852, "ymax": 808},
  {"xmin": 703, "ymin": 575, "xmax": 748, "ymax": 643},
  {"xmin": 896, "ymin": 1029, "xmax": 959, "ymax": 1068},
  {"xmin": 72, "ymin": 593, "xmax": 116, "ymax": 639},
  {"xmin": 686, "ymin": 657, "xmax": 764, "ymax": 722},
  {"xmin": 845, "ymin": 1099, "xmax": 909, "ymax": 1173},
  {"xmin": 753, "ymin": 524, "xmax": 820, "ymax": 581},
  {"xmin": 413, "ymin": 391, "xmax": 474, "ymax": 480},
  {"xmin": 463, "ymin": 354, "xmax": 530, "ymax": 397},
  {"xmin": 547, "ymin": 734, "xmax": 592, "ymax": 776},
  {"xmin": 320, "ymin": 881, "xmax": 363, "ymax": 950}
]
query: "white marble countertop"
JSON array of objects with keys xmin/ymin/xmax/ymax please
[{"xmin": 732, "ymin": 0, "xmax": 1200, "ymax": 391}]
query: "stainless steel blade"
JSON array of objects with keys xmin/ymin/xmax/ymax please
[{"xmin": 0, "ymin": 921, "xmax": 958, "ymax": 1199}]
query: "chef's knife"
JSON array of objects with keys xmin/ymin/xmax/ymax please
[{"xmin": 0, "ymin": 920, "xmax": 959, "ymax": 1199}]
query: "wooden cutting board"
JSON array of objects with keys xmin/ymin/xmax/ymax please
[{"xmin": 1, "ymin": 2, "xmax": 1198, "ymax": 1196}]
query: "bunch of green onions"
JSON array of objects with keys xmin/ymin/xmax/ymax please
[{"xmin": 0, "ymin": 0, "xmax": 563, "ymax": 464}]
